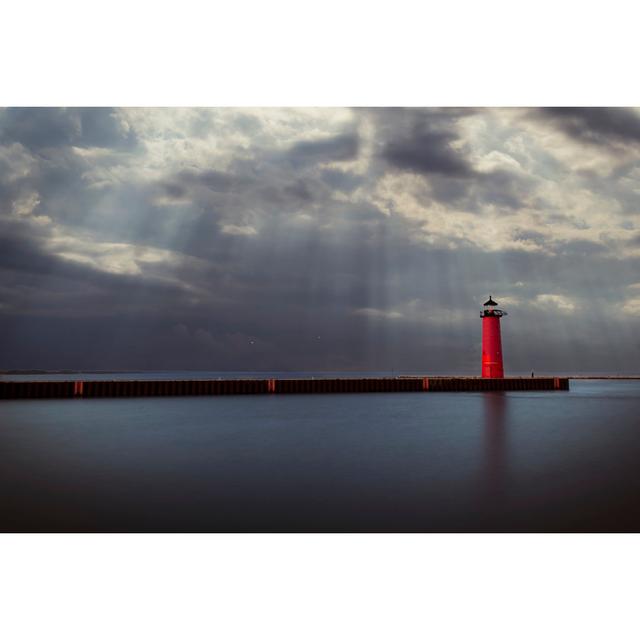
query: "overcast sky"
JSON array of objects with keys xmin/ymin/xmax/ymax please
[{"xmin": 1, "ymin": 107, "xmax": 639, "ymax": 373}]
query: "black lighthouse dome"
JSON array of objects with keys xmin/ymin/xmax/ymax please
[{"xmin": 480, "ymin": 295, "xmax": 507, "ymax": 318}]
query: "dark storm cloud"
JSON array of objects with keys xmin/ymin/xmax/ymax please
[
  {"xmin": 535, "ymin": 107, "xmax": 640, "ymax": 147},
  {"xmin": 376, "ymin": 108, "xmax": 529, "ymax": 211},
  {"xmin": 175, "ymin": 169, "xmax": 245, "ymax": 192},
  {"xmin": 1, "ymin": 108, "xmax": 640, "ymax": 373},
  {"xmin": 375, "ymin": 108, "xmax": 473, "ymax": 177},
  {"xmin": 475, "ymin": 169, "xmax": 528, "ymax": 210},
  {"xmin": 0, "ymin": 107, "xmax": 137, "ymax": 151},
  {"xmin": 556, "ymin": 239, "xmax": 609, "ymax": 255},
  {"xmin": 320, "ymin": 169, "xmax": 363, "ymax": 192},
  {"xmin": 572, "ymin": 162, "xmax": 640, "ymax": 214},
  {"xmin": 283, "ymin": 179, "xmax": 315, "ymax": 203},
  {"xmin": 0, "ymin": 218, "xmax": 194, "ymax": 309},
  {"xmin": 383, "ymin": 129, "xmax": 473, "ymax": 177},
  {"xmin": 161, "ymin": 181, "xmax": 188, "ymax": 199},
  {"xmin": 285, "ymin": 132, "xmax": 360, "ymax": 166},
  {"xmin": 0, "ymin": 222, "xmax": 57, "ymax": 276},
  {"xmin": 511, "ymin": 228, "xmax": 547, "ymax": 246}
]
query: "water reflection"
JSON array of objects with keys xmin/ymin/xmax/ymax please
[{"xmin": 482, "ymin": 392, "xmax": 508, "ymax": 513}]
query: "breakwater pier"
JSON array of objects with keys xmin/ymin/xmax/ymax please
[{"xmin": 0, "ymin": 376, "xmax": 569, "ymax": 400}]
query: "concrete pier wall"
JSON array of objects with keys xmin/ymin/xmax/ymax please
[{"xmin": 0, "ymin": 377, "xmax": 569, "ymax": 400}]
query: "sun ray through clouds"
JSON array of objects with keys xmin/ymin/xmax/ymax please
[{"xmin": 1, "ymin": 107, "xmax": 640, "ymax": 373}]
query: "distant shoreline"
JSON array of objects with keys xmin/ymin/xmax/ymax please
[
  {"xmin": 0, "ymin": 370, "xmax": 138, "ymax": 375},
  {"xmin": 2, "ymin": 370, "xmax": 640, "ymax": 380},
  {"xmin": 566, "ymin": 376, "xmax": 640, "ymax": 380}
]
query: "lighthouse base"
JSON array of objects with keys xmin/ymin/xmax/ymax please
[{"xmin": 482, "ymin": 363, "xmax": 504, "ymax": 379}]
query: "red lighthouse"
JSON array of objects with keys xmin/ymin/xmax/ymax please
[{"xmin": 481, "ymin": 295, "xmax": 507, "ymax": 378}]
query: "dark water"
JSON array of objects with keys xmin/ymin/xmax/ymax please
[{"xmin": 1, "ymin": 379, "xmax": 640, "ymax": 532}]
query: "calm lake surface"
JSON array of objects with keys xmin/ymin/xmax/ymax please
[{"xmin": 1, "ymin": 377, "xmax": 639, "ymax": 532}]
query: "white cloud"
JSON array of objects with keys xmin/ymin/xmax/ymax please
[
  {"xmin": 353, "ymin": 307, "xmax": 403, "ymax": 320},
  {"xmin": 493, "ymin": 295, "xmax": 522, "ymax": 307},
  {"xmin": 535, "ymin": 294, "xmax": 577, "ymax": 313},
  {"xmin": 622, "ymin": 297, "xmax": 640, "ymax": 316},
  {"xmin": 354, "ymin": 300, "xmax": 472, "ymax": 326},
  {"xmin": 0, "ymin": 142, "xmax": 37, "ymax": 182},
  {"xmin": 220, "ymin": 224, "xmax": 258, "ymax": 237},
  {"xmin": 11, "ymin": 192, "xmax": 40, "ymax": 217},
  {"xmin": 46, "ymin": 232, "xmax": 183, "ymax": 276}
]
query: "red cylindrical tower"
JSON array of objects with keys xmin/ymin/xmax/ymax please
[{"xmin": 480, "ymin": 295, "xmax": 507, "ymax": 378}]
